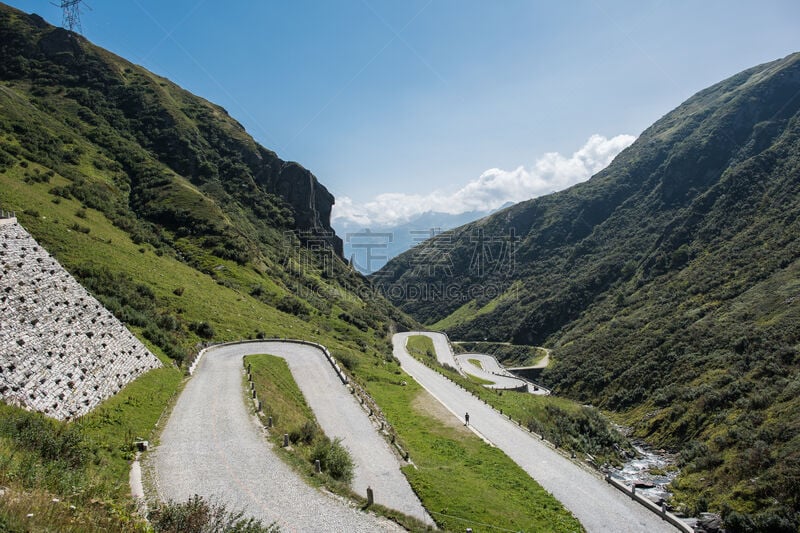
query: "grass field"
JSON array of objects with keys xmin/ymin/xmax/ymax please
[
  {"xmin": 365, "ymin": 374, "xmax": 583, "ymax": 532},
  {"xmin": 0, "ymin": 366, "xmax": 183, "ymax": 532}
]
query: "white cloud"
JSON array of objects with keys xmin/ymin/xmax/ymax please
[{"xmin": 332, "ymin": 133, "xmax": 636, "ymax": 228}]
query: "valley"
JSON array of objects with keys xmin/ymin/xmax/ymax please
[{"xmin": 0, "ymin": 2, "xmax": 798, "ymax": 531}]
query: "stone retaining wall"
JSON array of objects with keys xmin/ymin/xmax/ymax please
[{"xmin": 0, "ymin": 221, "xmax": 161, "ymax": 420}]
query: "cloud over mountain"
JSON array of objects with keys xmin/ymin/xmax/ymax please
[{"xmin": 332, "ymin": 133, "xmax": 636, "ymax": 228}]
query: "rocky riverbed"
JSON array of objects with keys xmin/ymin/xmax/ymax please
[{"xmin": 611, "ymin": 442, "xmax": 678, "ymax": 505}]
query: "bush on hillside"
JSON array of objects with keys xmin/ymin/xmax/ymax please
[{"xmin": 310, "ymin": 437, "xmax": 354, "ymax": 483}]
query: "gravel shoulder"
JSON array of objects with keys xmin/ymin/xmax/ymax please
[
  {"xmin": 394, "ymin": 332, "xmax": 678, "ymax": 533},
  {"xmin": 149, "ymin": 341, "xmax": 422, "ymax": 531}
]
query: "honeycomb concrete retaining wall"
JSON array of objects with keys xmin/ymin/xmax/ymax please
[{"xmin": 0, "ymin": 219, "xmax": 162, "ymax": 420}]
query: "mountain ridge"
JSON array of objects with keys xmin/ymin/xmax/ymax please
[{"xmin": 0, "ymin": 1, "xmax": 413, "ymax": 366}]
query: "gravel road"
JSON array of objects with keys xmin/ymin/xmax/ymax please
[
  {"xmin": 427, "ymin": 332, "xmax": 463, "ymax": 374},
  {"xmin": 455, "ymin": 353, "xmax": 529, "ymax": 389},
  {"xmin": 395, "ymin": 332, "xmax": 678, "ymax": 533},
  {"xmin": 150, "ymin": 341, "xmax": 423, "ymax": 531}
]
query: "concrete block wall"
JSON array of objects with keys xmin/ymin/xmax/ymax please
[{"xmin": 0, "ymin": 220, "xmax": 162, "ymax": 420}]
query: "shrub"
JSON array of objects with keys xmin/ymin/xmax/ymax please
[
  {"xmin": 0, "ymin": 409, "xmax": 86, "ymax": 467},
  {"xmin": 276, "ymin": 296, "xmax": 309, "ymax": 318},
  {"xmin": 70, "ymin": 222, "xmax": 90, "ymax": 234},
  {"xmin": 288, "ymin": 421, "xmax": 317, "ymax": 445},
  {"xmin": 190, "ymin": 321, "xmax": 215, "ymax": 339},
  {"xmin": 149, "ymin": 494, "xmax": 279, "ymax": 532},
  {"xmin": 335, "ymin": 351, "xmax": 359, "ymax": 371},
  {"xmin": 249, "ymin": 284, "xmax": 264, "ymax": 297},
  {"xmin": 310, "ymin": 437, "xmax": 354, "ymax": 483}
]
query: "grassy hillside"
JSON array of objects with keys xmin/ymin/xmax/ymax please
[
  {"xmin": 0, "ymin": 4, "xmax": 586, "ymax": 531},
  {"xmin": 0, "ymin": 3, "xmax": 411, "ymax": 528},
  {"xmin": 374, "ymin": 53, "xmax": 800, "ymax": 529},
  {"xmin": 0, "ymin": 2, "xmax": 412, "ymax": 364}
]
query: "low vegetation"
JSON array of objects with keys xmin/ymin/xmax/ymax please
[
  {"xmin": 406, "ymin": 335, "xmax": 633, "ymax": 467},
  {"xmin": 245, "ymin": 354, "xmax": 354, "ymax": 485},
  {"xmin": 149, "ymin": 495, "xmax": 279, "ymax": 533},
  {"xmin": 0, "ymin": 366, "xmax": 182, "ymax": 531}
]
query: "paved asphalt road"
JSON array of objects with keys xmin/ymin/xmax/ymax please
[
  {"xmin": 426, "ymin": 331, "xmax": 463, "ymax": 374},
  {"xmin": 394, "ymin": 332, "xmax": 678, "ymax": 533},
  {"xmin": 151, "ymin": 341, "xmax": 428, "ymax": 531},
  {"xmin": 455, "ymin": 353, "xmax": 529, "ymax": 389}
]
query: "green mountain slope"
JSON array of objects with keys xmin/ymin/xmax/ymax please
[
  {"xmin": 374, "ymin": 53, "xmax": 800, "ymax": 528},
  {"xmin": 0, "ymin": 3, "xmax": 414, "ymax": 363},
  {"xmin": 0, "ymin": 5, "xmax": 587, "ymax": 532},
  {"xmin": 0, "ymin": 3, "xmax": 417, "ymax": 527}
]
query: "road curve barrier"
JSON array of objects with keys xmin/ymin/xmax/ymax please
[
  {"xmin": 189, "ymin": 338, "xmax": 348, "ymax": 385},
  {"xmin": 605, "ymin": 473, "xmax": 693, "ymax": 532}
]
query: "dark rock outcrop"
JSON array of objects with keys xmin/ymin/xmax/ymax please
[{"xmin": 256, "ymin": 159, "xmax": 342, "ymax": 256}]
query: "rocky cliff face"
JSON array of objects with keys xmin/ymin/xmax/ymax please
[{"xmin": 254, "ymin": 151, "xmax": 342, "ymax": 256}]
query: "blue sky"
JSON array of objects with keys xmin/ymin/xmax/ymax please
[{"xmin": 7, "ymin": 0, "xmax": 800, "ymax": 226}]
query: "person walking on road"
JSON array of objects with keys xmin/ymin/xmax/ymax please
[{"xmin": 465, "ymin": 412, "xmax": 470, "ymax": 426}]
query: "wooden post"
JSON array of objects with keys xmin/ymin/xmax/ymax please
[
  {"xmin": 315, "ymin": 459, "xmax": 321, "ymax": 473},
  {"xmin": 366, "ymin": 486, "xmax": 374, "ymax": 506},
  {"xmin": 283, "ymin": 433, "xmax": 289, "ymax": 447},
  {"xmin": 268, "ymin": 416, "xmax": 273, "ymax": 428}
]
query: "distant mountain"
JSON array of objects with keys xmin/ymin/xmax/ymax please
[
  {"xmin": 334, "ymin": 206, "xmax": 510, "ymax": 274},
  {"xmin": 373, "ymin": 53, "xmax": 800, "ymax": 528}
]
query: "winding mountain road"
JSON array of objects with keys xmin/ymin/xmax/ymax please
[
  {"xmin": 151, "ymin": 341, "xmax": 430, "ymax": 531},
  {"xmin": 455, "ymin": 353, "xmax": 530, "ymax": 390},
  {"xmin": 395, "ymin": 332, "xmax": 678, "ymax": 533}
]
